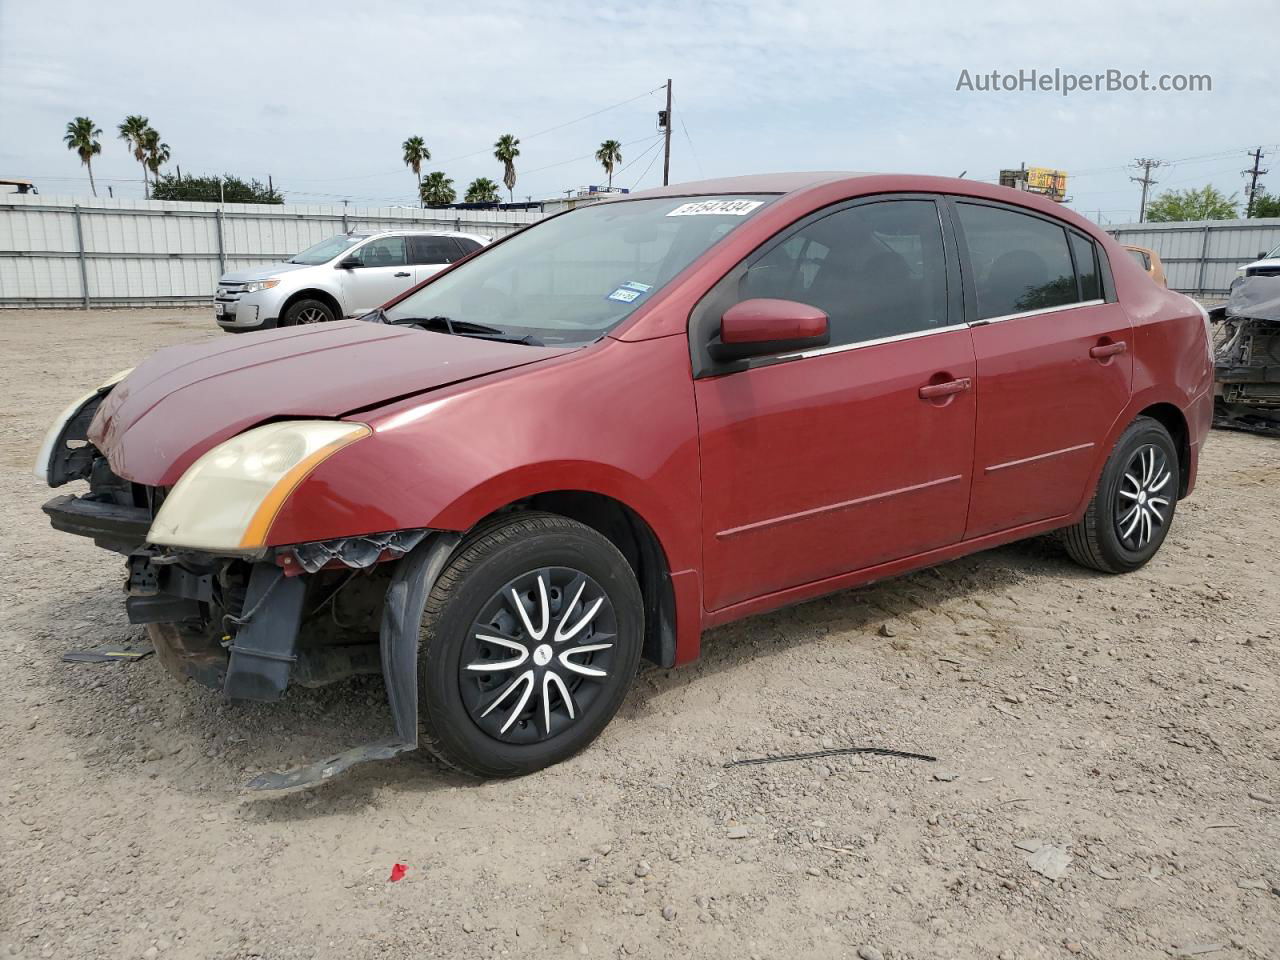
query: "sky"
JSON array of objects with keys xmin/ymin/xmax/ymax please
[{"xmin": 1, "ymin": 0, "xmax": 1277, "ymax": 224}]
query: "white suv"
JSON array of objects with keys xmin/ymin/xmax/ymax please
[{"xmin": 214, "ymin": 230, "xmax": 492, "ymax": 331}]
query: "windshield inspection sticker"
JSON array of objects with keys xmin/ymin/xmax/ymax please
[
  {"xmin": 666, "ymin": 199, "xmax": 764, "ymax": 217},
  {"xmin": 607, "ymin": 280, "xmax": 653, "ymax": 304}
]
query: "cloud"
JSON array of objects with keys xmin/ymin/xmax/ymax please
[{"xmin": 1, "ymin": 0, "xmax": 1273, "ymax": 220}]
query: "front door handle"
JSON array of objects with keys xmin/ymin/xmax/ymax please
[
  {"xmin": 918, "ymin": 377, "xmax": 972, "ymax": 400},
  {"xmin": 394, "ymin": 271, "xmax": 412, "ymax": 278},
  {"xmin": 1089, "ymin": 340, "xmax": 1127, "ymax": 359}
]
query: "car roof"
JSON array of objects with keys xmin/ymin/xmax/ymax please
[
  {"xmin": 628, "ymin": 172, "xmax": 873, "ymax": 199},
  {"xmin": 363, "ymin": 229, "xmax": 491, "ymax": 242}
]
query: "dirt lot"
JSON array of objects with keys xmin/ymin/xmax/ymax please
[{"xmin": 1, "ymin": 309, "xmax": 1277, "ymax": 960}]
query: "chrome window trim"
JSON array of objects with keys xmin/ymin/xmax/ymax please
[
  {"xmin": 769, "ymin": 321, "xmax": 970, "ymax": 363},
  {"xmin": 757, "ymin": 296, "xmax": 1105, "ymax": 366},
  {"xmin": 970, "ymin": 298, "xmax": 1105, "ymax": 327}
]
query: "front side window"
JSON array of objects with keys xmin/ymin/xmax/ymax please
[
  {"xmin": 386, "ymin": 195, "xmax": 774, "ymax": 345},
  {"xmin": 731, "ymin": 199, "xmax": 949, "ymax": 347},
  {"xmin": 355, "ymin": 235, "xmax": 407, "ymax": 268},
  {"xmin": 957, "ymin": 203, "xmax": 1079, "ymax": 319}
]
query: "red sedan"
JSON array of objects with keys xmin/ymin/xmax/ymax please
[{"xmin": 37, "ymin": 173, "xmax": 1213, "ymax": 788}]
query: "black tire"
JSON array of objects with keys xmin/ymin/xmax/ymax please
[
  {"xmin": 418, "ymin": 513, "xmax": 643, "ymax": 777},
  {"xmin": 279, "ymin": 297, "xmax": 336, "ymax": 326},
  {"xmin": 1063, "ymin": 416, "xmax": 1179, "ymax": 573}
]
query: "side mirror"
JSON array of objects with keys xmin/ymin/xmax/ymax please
[
  {"xmin": 709, "ymin": 298, "xmax": 829, "ymax": 363},
  {"xmin": 1260, "ymin": 251, "xmax": 1269, "ymax": 260},
  {"xmin": 337, "ymin": 255, "xmax": 362, "ymax": 269}
]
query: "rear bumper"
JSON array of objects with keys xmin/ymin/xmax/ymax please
[{"xmin": 43, "ymin": 493, "xmax": 150, "ymax": 554}]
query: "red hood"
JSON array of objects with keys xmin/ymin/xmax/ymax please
[{"xmin": 89, "ymin": 320, "xmax": 570, "ymax": 486}]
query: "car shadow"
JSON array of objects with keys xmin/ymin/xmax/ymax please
[{"xmin": 31, "ymin": 534, "xmax": 1111, "ymax": 816}]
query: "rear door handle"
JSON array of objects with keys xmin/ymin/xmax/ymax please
[
  {"xmin": 918, "ymin": 377, "xmax": 972, "ymax": 400},
  {"xmin": 394, "ymin": 271, "xmax": 412, "ymax": 278},
  {"xmin": 1089, "ymin": 340, "xmax": 1127, "ymax": 359}
]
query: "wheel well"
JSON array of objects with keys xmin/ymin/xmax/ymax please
[
  {"xmin": 474, "ymin": 491, "xmax": 678, "ymax": 668},
  {"xmin": 1138, "ymin": 402, "xmax": 1191, "ymax": 497},
  {"xmin": 279, "ymin": 288, "xmax": 342, "ymax": 323}
]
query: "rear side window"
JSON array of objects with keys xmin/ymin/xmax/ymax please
[
  {"xmin": 1127, "ymin": 248, "xmax": 1151, "ymax": 271},
  {"xmin": 454, "ymin": 237, "xmax": 483, "ymax": 256},
  {"xmin": 956, "ymin": 203, "xmax": 1079, "ymax": 319},
  {"xmin": 410, "ymin": 236, "xmax": 460, "ymax": 265},
  {"xmin": 1070, "ymin": 233, "xmax": 1102, "ymax": 300},
  {"xmin": 734, "ymin": 199, "xmax": 949, "ymax": 347}
]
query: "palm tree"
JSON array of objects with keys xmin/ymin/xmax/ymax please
[
  {"xmin": 465, "ymin": 177, "xmax": 501, "ymax": 203},
  {"xmin": 64, "ymin": 116, "xmax": 102, "ymax": 197},
  {"xmin": 419, "ymin": 171, "xmax": 456, "ymax": 207},
  {"xmin": 493, "ymin": 134, "xmax": 520, "ymax": 203},
  {"xmin": 118, "ymin": 115, "xmax": 151, "ymax": 196},
  {"xmin": 402, "ymin": 136, "xmax": 430, "ymax": 207},
  {"xmin": 142, "ymin": 128, "xmax": 170, "ymax": 186},
  {"xmin": 595, "ymin": 140, "xmax": 623, "ymax": 191}
]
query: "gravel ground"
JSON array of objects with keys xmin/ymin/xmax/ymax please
[{"xmin": 1, "ymin": 309, "xmax": 1278, "ymax": 960}]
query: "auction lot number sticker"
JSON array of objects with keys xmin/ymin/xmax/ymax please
[{"xmin": 666, "ymin": 199, "xmax": 764, "ymax": 217}]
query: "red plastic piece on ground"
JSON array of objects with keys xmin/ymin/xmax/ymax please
[{"xmin": 388, "ymin": 863, "xmax": 407, "ymax": 882}]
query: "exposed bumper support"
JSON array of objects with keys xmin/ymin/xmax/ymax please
[
  {"xmin": 243, "ymin": 532, "xmax": 461, "ymax": 793},
  {"xmin": 43, "ymin": 493, "xmax": 149, "ymax": 555}
]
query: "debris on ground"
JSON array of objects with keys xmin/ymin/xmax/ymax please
[{"xmin": 61, "ymin": 642, "xmax": 153, "ymax": 663}]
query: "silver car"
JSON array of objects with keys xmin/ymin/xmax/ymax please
[{"xmin": 214, "ymin": 230, "xmax": 492, "ymax": 331}]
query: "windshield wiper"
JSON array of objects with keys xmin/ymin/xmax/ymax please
[{"xmin": 360, "ymin": 309, "xmax": 542, "ymax": 345}]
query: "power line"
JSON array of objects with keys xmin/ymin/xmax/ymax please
[{"xmin": 631, "ymin": 139, "xmax": 665, "ymax": 190}]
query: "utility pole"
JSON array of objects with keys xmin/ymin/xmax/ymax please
[
  {"xmin": 1243, "ymin": 147, "xmax": 1268, "ymax": 218},
  {"xmin": 661, "ymin": 78, "xmax": 672, "ymax": 186},
  {"xmin": 1131, "ymin": 158, "xmax": 1164, "ymax": 223}
]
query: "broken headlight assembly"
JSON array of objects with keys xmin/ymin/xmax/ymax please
[
  {"xmin": 33, "ymin": 366, "xmax": 133, "ymax": 484},
  {"xmin": 147, "ymin": 420, "xmax": 371, "ymax": 554}
]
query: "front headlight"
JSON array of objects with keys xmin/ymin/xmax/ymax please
[
  {"xmin": 148, "ymin": 420, "xmax": 370, "ymax": 553},
  {"xmin": 243, "ymin": 278, "xmax": 281, "ymax": 293},
  {"xmin": 33, "ymin": 367, "xmax": 133, "ymax": 483}
]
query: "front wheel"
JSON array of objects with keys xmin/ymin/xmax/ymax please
[
  {"xmin": 1063, "ymin": 416, "xmax": 1179, "ymax": 573},
  {"xmin": 279, "ymin": 298, "xmax": 336, "ymax": 326},
  {"xmin": 417, "ymin": 513, "xmax": 643, "ymax": 777}
]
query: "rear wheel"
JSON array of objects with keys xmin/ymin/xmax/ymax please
[
  {"xmin": 417, "ymin": 513, "xmax": 643, "ymax": 777},
  {"xmin": 279, "ymin": 298, "xmax": 336, "ymax": 326},
  {"xmin": 1063, "ymin": 416, "xmax": 1178, "ymax": 573}
]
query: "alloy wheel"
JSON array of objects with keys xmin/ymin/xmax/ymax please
[
  {"xmin": 297, "ymin": 306, "xmax": 327, "ymax": 324},
  {"xmin": 1114, "ymin": 443, "xmax": 1172, "ymax": 551},
  {"xmin": 458, "ymin": 567, "xmax": 617, "ymax": 745}
]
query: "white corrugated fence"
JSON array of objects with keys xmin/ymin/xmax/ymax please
[
  {"xmin": 0, "ymin": 194, "xmax": 546, "ymax": 308},
  {"xmin": 1106, "ymin": 217, "xmax": 1280, "ymax": 297}
]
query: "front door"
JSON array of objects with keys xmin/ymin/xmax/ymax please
[
  {"xmin": 340, "ymin": 235, "xmax": 414, "ymax": 315},
  {"xmin": 951, "ymin": 201, "xmax": 1133, "ymax": 537},
  {"xmin": 694, "ymin": 197, "xmax": 978, "ymax": 612}
]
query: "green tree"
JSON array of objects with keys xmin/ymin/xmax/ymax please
[
  {"xmin": 63, "ymin": 116, "xmax": 102, "ymax": 197},
  {"xmin": 142, "ymin": 128, "xmax": 171, "ymax": 184},
  {"xmin": 1249, "ymin": 191, "xmax": 1280, "ymax": 219},
  {"xmin": 419, "ymin": 171, "xmax": 456, "ymax": 207},
  {"xmin": 464, "ymin": 177, "xmax": 501, "ymax": 203},
  {"xmin": 402, "ymin": 135, "xmax": 430, "ymax": 206},
  {"xmin": 595, "ymin": 139, "xmax": 622, "ymax": 190},
  {"xmin": 117, "ymin": 115, "xmax": 151, "ymax": 196},
  {"xmin": 1145, "ymin": 185, "xmax": 1238, "ymax": 222},
  {"xmin": 494, "ymin": 133, "xmax": 520, "ymax": 202},
  {"xmin": 149, "ymin": 173, "xmax": 283, "ymax": 204}
]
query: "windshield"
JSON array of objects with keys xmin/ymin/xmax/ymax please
[
  {"xmin": 384, "ymin": 195, "xmax": 774, "ymax": 344},
  {"xmin": 290, "ymin": 234, "xmax": 367, "ymax": 265},
  {"xmin": 1266, "ymin": 241, "xmax": 1280, "ymax": 260}
]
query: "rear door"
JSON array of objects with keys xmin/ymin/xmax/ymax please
[
  {"xmin": 410, "ymin": 235, "xmax": 464, "ymax": 282},
  {"xmin": 951, "ymin": 200, "xmax": 1132, "ymax": 537},
  {"xmin": 340, "ymin": 234, "xmax": 413, "ymax": 314},
  {"xmin": 693, "ymin": 196, "xmax": 977, "ymax": 611}
]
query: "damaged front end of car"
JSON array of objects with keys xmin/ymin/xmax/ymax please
[
  {"xmin": 37, "ymin": 380, "xmax": 459, "ymax": 793},
  {"xmin": 1213, "ymin": 275, "xmax": 1280, "ymax": 436}
]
